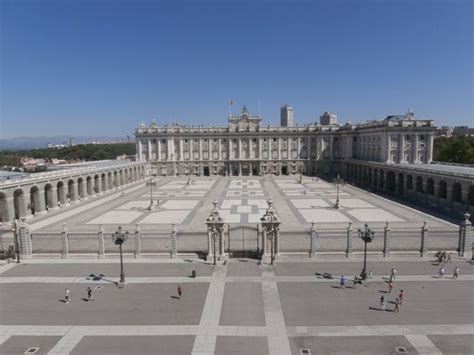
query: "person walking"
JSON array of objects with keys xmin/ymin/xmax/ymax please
[
  {"xmin": 393, "ymin": 298, "xmax": 400, "ymax": 313},
  {"xmin": 388, "ymin": 280, "xmax": 393, "ymax": 293},
  {"xmin": 399, "ymin": 290, "xmax": 404, "ymax": 305},
  {"xmin": 390, "ymin": 268, "xmax": 396, "ymax": 282},
  {"xmin": 453, "ymin": 267, "xmax": 460, "ymax": 280},
  {"xmin": 340, "ymin": 275, "xmax": 346, "ymax": 289},
  {"xmin": 446, "ymin": 253, "xmax": 452, "ymax": 263},
  {"xmin": 380, "ymin": 296, "xmax": 386, "ymax": 311},
  {"xmin": 439, "ymin": 266, "xmax": 445, "ymax": 279},
  {"xmin": 87, "ymin": 287, "xmax": 92, "ymax": 301},
  {"xmin": 64, "ymin": 288, "xmax": 70, "ymax": 304},
  {"xmin": 353, "ymin": 275, "xmax": 359, "ymax": 289},
  {"xmin": 177, "ymin": 284, "xmax": 182, "ymax": 300}
]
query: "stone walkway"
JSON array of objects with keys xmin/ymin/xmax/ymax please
[{"xmin": 0, "ymin": 259, "xmax": 473, "ymax": 354}]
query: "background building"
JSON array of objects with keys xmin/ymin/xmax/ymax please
[
  {"xmin": 280, "ymin": 105, "xmax": 294, "ymax": 127},
  {"xmin": 136, "ymin": 106, "xmax": 437, "ymax": 177}
]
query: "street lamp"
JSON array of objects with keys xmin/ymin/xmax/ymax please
[
  {"xmin": 358, "ymin": 223, "xmax": 375, "ymax": 280},
  {"xmin": 112, "ymin": 226, "xmax": 129, "ymax": 286},
  {"xmin": 210, "ymin": 224, "xmax": 218, "ymax": 265},
  {"xmin": 333, "ymin": 173, "xmax": 345, "ymax": 209},
  {"xmin": 145, "ymin": 177, "xmax": 157, "ymax": 210}
]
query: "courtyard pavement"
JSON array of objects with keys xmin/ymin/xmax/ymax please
[
  {"xmin": 0, "ymin": 258, "xmax": 473, "ymax": 355},
  {"xmin": 20, "ymin": 175, "xmax": 456, "ymax": 235}
]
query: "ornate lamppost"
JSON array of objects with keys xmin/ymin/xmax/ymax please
[
  {"xmin": 112, "ymin": 226, "xmax": 129, "ymax": 286},
  {"xmin": 206, "ymin": 200, "xmax": 225, "ymax": 265},
  {"xmin": 358, "ymin": 223, "xmax": 375, "ymax": 280},
  {"xmin": 260, "ymin": 199, "xmax": 281, "ymax": 265},
  {"xmin": 333, "ymin": 173, "xmax": 345, "ymax": 209},
  {"xmin": 145, "ymin": 177, "xmax": 157, "ymax": 210}
]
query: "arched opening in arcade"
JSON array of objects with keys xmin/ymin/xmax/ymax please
[
  {"xmin": 67, "ymin": 179, "xmax": 75, "ymax": 202},
  {"xmin": 407, "ymin": 175, "xmax": 413, "ymax": 191},
  {"xmin": 452, "ymin": 183, "xmax": 462, "ymax": 204},
  {"xmin": 397, "ymin": 173, "xmax": 404, "ymax": 195},
  {"xmin": 113, "ymin": 171, "xmax": 119, "ymax": 188},
  {"xmin": 14, "ymin": 189, "xmax": 27, "ymax": 219},
  {"xmin": 86, "ymin": 176, "xmax": 93, "ymax": 195},
  {"xmin": 30, "ymin": 186, "xmax": 42, "ymax": 215},
  {"xmin": 0, "ymin": 192, "xmax": 8, "ymax": 223},
  {"xmin": 416, "ymin": 176, "xmax": 423, "ymax": 193},
  {"xmin": 468, "ymin": 185, "xmax": 474, "ymax": 207},
  {"xmin": 57, "ymin": 181, "xmax": 66, "ymax": 206},
  {"xmin": 438, "ymin": 180, "xmax": 447, "ymax": 199},
  {"xmin": 44, "ymin": 183, "xmax": 54, "ymax": 210},
  {"xmin": 78, "ymin": 177, "xmax": 85, "ymax": 199},
  {"xmin": 108, "ymin": 172, "xmax": 113, "ymax": 189},
  {"xmin": 426, "ymin": 178, "xmax": 434, "ymax": 196},
  {"xmin": 101, "ymin": 173, "xmax": 107, "ymax": 191},
  {"xmin": 94, "ymin": 175, "xmax": 100, "ymax": 194},
  {"xmin": 386, "ymin": 171, "xmax": 396, "ymax": 193}
]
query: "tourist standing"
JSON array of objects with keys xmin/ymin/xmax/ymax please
[
  {"xmin": 380, "ymin": 296, "xmax": 385, "ymax": 311},
  {"xmin": 65, "ymin": 288, "xmax": 70, "ymax": 304},
  {"xmin": 340, "ymin": 275, "xmax": 346, "ymax": 289},
  {"xmin": 453, "ymin": 267, "xmax": 460, "ymax": 280},
  {"xmin": 388, "ymin": 280, "xmax": 393, "ymax": 293},
  {"xmin": 439, "ymin": 266, "xmax": 445, "ymax": 279},
  {"xmin": 177, "ymin": 284, "xmax": 182, "ymax": 300},
  {"xmin": 399, "ymin": 290, "xmax": 404, "ymax": 305},
  {"xmin": 87, "ymin": 287, "xmax": 92, "ymax": 301},
  {"xmin": 393, "ymin": 298, "xmax": 400, "ymax": 313},
  {"xmin": 390, "ymin": 268, "xmax": 396, "ymax": 282}
]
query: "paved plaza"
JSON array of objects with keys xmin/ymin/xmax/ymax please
[
  {"xmin": 26, "ymin": 175, "xmax": 456, "ymax": 234},
  {"xmin": 0, "ymin": 258, "xmax": 473, "ymax": 354}
]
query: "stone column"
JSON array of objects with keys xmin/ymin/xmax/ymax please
[
  {"xmin": 70, "ymin": 182, "xmax": 79, "ymax": 203},
  {"xmin": 170, "ymin": 224, "xmax": 177, "ymax": 259},
  {"xmin": 316, "ymin": 136, "xmax": 322, "ymax": 160},
  {"xmin": 259, "ymin": 137, "xmax": 263, "ymax": 159},
  {"xmin": 4, "ymin": 197, "xmax": 15, "ymax": 223},
  {"xmin": 18, "ymin": 193, "xmax": 30, "ymax": 219},
  {"xmin": 147, "ymin": 139, "xmax": 152, "ymax": 161},
  {"xmin": 218, "ymin": 138, "xmax": 222, "ymax": 160},
  {"xmin": 134, "ymin": 224, "xmax": 141, "ymax": 259},
  {"xmin": 345, "ymin": 222, "xmax": 352, "ymax": 258},
  {"xmin": 98, "ymin": 224, "xmax": 105, "ymax": 259},
  {"xmin": 420, "ymin": 221, "xmax": 428, "ymax": 257},
  {"xmin": 309, "ymin": 222, "xmax": 316, "ymax": 257},
  {"xmin": 398, "ymin": 134, "xmax": 405, "ymax": 163},
  {"xmin": 80, "ymin": 182, "xmax": 88, "ymax": 200},
  {"xmin": 458, "ymin": 212, "xmax": 472, "ymax": 258},
  {"xmin": 58, "ymin": 186, "xmax": 68, "ymax": 206},
  {"xmin": 277, "ymin": 138, "xmax": 281, "ymax": 160},
  {"xmin": 137, "ymin": 140, "xmax": 143, "ymax": 161},
  {"xmin": 413, "ymin": 134, "xmax": 419, "ymax": 163},
  {"xmin": 237, "ymin": 138, "xmax": 242, "ymax": 159},
  {"xmin": 228, "ymin": 138, "xmax": 232, "ymax": 160},
  {"xmin": 306, "ymin": 138, "xmax": 311, "ymax": 160},
  {"xmin": 61, "ymin": 223, "xmax": 69, "ymax": 259},
  {"xmin": 179, "ymin": 139, "xmax": 183, "ymax": 161},
  {"xmin": 427, "ymin": 134, "xmax": 434, "ymax": 163},
  {"xmin": 385, "ymin": 134, "xmax": 391, "ymax": 163},
  {"xmin": 383, "ymin": 221, "xmax": 390, "ymax": 257},
  {"xmin": 238, "ymin": 162, "xmax": 242, "ymax": 176},
  {"xmin": 157, "ymin": 140, "xmax": 161, "ymax": 161},
  {"xmin": 199, "ymin": 139, "xmax": 203, "ymax": 161},
  {"xmin": 329, "ymin": 137, "xmax": 334, "ymax": 160},
  {"xmin": 17, "ymin": 221, "xmax": 32, "ymax": 259}
]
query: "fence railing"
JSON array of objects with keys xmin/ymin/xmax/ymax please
[{"xmin": 6, "ymin": 217, "xmax": 472, "ymax": 260}]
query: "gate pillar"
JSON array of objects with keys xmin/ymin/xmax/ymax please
[
  {"xmin": 206, "ymin": 200, "xmax": 226, "ymax": 264},
  {"xmin": 260, "ymin": 199, "xmax": 281, "ymax": 265}
]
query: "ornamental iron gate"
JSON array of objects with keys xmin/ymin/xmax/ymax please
[{"xmin": 227, "ymin": 225, "xmax": 260, "ymax": 258}]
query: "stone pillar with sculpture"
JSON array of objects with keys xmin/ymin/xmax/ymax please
[
  {"xmin": 260, "ymin": 199, "xmax": 281, "ymax": 265},
  {"xmin": 206, "ymin": 200, "xmax": 226, "ymax": 264}
]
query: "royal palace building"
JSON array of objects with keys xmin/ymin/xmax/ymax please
[{"xmin": 135, "ymin": 106, "xmax": 437, "ymax": 177}]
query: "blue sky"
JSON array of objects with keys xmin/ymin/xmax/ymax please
[{"xmin": 1, "ymin": 0, "xmax": 472, "ymax": 139}]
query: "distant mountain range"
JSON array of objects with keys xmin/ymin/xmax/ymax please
[{"xmin": 0, "ymin": 136, "xmax": 133, "ymax": 150}]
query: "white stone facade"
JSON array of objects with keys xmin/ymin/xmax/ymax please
[{"xmin": 135, "ymin": 107, "xmax": 437, "ymax": 177}]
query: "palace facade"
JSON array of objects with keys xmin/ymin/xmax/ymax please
[{"xmin": 135, "ymin": 106, "xmax": 437, "ymax": 177}]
